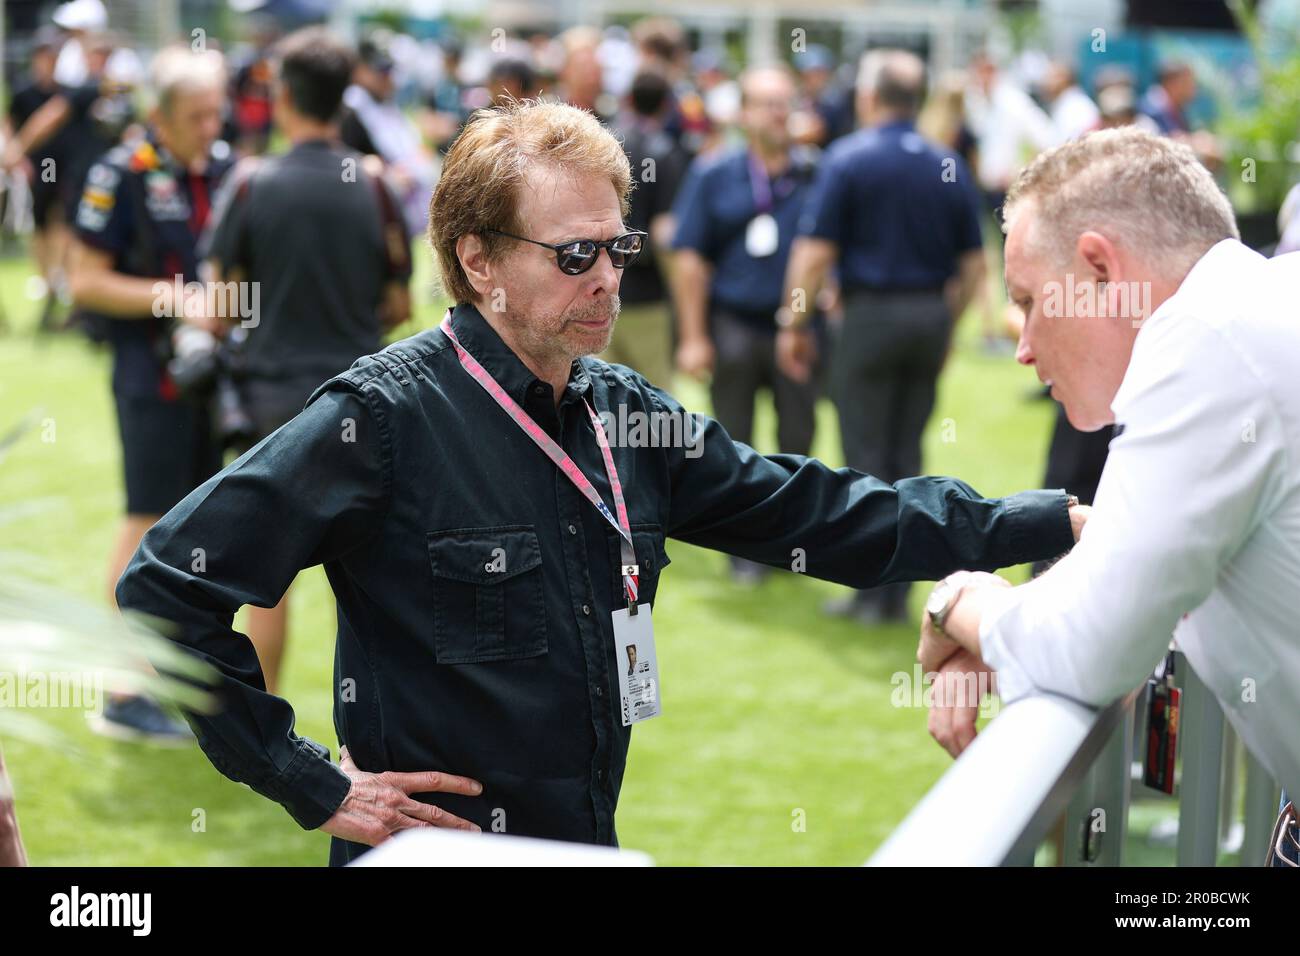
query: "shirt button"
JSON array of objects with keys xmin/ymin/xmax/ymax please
[
  {"xmin": 533, "ymin": 384, "xmax": 546, "ymax": 395},
  {"xmin": 582, "ymin": 604, "xmax": 591, "ymax": 615},
  {"xmin": 595, "ymin": 685, "xmax": 603, "ymax": 697},
  {"xmin": 568, "ymin": 524, "xmax": 577, "ymax": 535},
  {"xmin": 597, "ymin": 769, "xmax": 605, "ymax": 781}
]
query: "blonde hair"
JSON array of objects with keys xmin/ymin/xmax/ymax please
[
  {"xmin": 427, "ymin": 98, "xmax": 632, "ymax": 304},
  {"xmin": 917, "ymin": 70, "xmax": 968, "ymax": 149},
  {"xmin": 1003, "ymin": 127, "xmax": 1237, "ymax": 273}
]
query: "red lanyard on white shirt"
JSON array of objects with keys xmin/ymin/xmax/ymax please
[{"xmin": 440, "ymin": 312, "xmax": 641, "ymax": 608}]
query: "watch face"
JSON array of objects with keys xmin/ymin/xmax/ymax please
[{"xmin": 926, "ymin": 582, "xmax": 951, "ymax": 618}]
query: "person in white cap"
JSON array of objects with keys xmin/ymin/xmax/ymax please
[{"xmin": 51, "ymin": 0, "xmax": 109, "ymax": 87}]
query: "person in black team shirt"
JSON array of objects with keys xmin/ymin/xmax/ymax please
[
  {"xmin": 3, "ymin": 29, "xmax": 68, "ymax": 328},
  {"xmin": 200, "ymin": 27, "xmax": 413, "ymax": 694},
  {"xmin": 70, "ymin": 46, "xmax": 233, "ymax": 743},
  {"xmin": 2, "ymin": 32, "xmax": 137, "ymax": 330},
  {"xmin": 4, "ymin": 35, "xmax": 138, "ymax": 229},
  {"xmin": 117, "ymin": 99, "xmax": 1086, "ymax": 863},
  {"xmin": 598, "ymin": 69, "xmax": 688, "ymax": 388}
]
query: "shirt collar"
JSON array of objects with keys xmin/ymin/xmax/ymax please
[
  {"xmin": 1112, "ymin": 238, "xmax": 1261, "ymax": 418},
  {"xmin": 144, "ymin": 132, "xmax": 179, "ymax": 173},
  {"xmin": 875, "ymin": 118, "xmax": 916, "ymax": 135},
  {"xmin": 146, "ymin": 132, "xmax": 218, "ymax": 179},
  {"xmin": 1145, "ymin": 238, "xmax": 1259, "ymax": 333},
  {"xmin": 447, "ymin": 302, "xmax": 594, "ymax": 408}
]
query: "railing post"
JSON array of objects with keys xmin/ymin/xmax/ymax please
[
  {"xmin": 1219, "ymin": 726, "xmax": 1240, "ymax": 848},
  {"xmin": 1241, "ymin": 749, "xmax": 1281, "ymax": 866},
  {"xmin": 1062, "ymin": 696, "xmax": 1133, "ymax": 866},
  {"xmin": 1177, "ymin": 653, "xmax": 1226, "ymax": 866}
]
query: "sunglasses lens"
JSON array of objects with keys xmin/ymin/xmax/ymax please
[
  {"xmin": 557, "ymin": 241, "xmax": 598, "ymax": 275},
  {"xmin": 609, "ymin": 234, "xmax": 644, "ymax": 268}
]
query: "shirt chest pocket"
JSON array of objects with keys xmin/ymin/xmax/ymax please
[{"xmin": 426, "ymin": 525, "xmax": 548, "ymax": 664}]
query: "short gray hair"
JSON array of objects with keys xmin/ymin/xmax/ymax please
[
  {"xmin": 150, "ymin": 45, "xmax": 226, "ymax": 115},
  {"xmin": 856, "ymin": 49, "xmax": 926, "ymax": 116},
  {"xmin": 1003, "ymin": 127, "xmax": 1238, "ymax": 274}
]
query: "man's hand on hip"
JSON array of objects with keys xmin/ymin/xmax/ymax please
[{"xmin": 320, "ymin": 746, "xmax": 484, "ymax": 846}]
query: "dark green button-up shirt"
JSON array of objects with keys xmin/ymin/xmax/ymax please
[{"xmin": 116, "ymin": 301, "xmax": 1075, "ymax": 864}]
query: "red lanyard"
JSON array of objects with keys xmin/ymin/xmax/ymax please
[{"xmin": 440, "ymin": 312, "xmax": 641, "ymax": 608}]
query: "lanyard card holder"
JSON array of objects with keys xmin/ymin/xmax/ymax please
[{"xmin": 1143, "ymin": 649, "xmax": 1180, "ymax": 794}]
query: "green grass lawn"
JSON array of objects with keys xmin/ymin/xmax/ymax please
[{"xmin": 0, "ymin": 249, "xmax": 1070, "ymax": 865}]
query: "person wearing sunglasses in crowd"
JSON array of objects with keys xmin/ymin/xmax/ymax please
[{"xmin": 116, "ymin": 99, "xmax": 1086, "ymax": 864}]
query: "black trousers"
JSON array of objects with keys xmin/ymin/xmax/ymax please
[
  {"xmin": 708, "ymin": 306, "xmax": 817, "ymax": 455},
  {"xmin": 1031, "ymin": 404, "xmax": 1113, "ymax": 578},
  {"xmin": 709, "ymin": 306, "xmax": 819, "ymax": 577},
  {"xmin": 831, "ymin": 288, "xmax": 952, "ymax": 613},
  {"xmin": 1042, "ymin": 403, "xmax": 1112, "ymax": 506}
]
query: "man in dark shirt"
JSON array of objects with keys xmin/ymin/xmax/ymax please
[
  {"xmin": 3, "ymin": 36, "xmax": 139, "ymax": 230},
  {"xmin": 671, "ymin": 64, "xmax": 822, "ymax": 585},
  {"xmin": 117, "ymin": 99, "xmax": 1083, "ymax": 864},
  {"xmin": 779, "ymin": 49, "xmax": 988, "ymax": 624},
  {"xmin": 338, "ymin": 34, "xmax": 434, "ymax": 238},
  {"xmin": 3, "ymin": 29, "xmax": 68, "ymax": 329},
  {"xmin": 200, "ymin": 27, "xmax": 413, "ymax": 693},
  {"xmin": 72, "ymin": 45, "xmax": 233, "ymax": 743},
  {"xmin": 1139, "ymin": 61, "xmax": 1195, "ymax": 137},
  {"xmin": 598, "ymin": 69, "xmax": 688, "ymax": 388}
]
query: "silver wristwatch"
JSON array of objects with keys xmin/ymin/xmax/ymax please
[{"xmin": 926, "ymin": 570, "xmax": 976, "ymax": 633}]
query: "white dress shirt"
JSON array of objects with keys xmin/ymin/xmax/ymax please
[
  {"xmin": 1051, "ymin": 85, "xmax": 1101, "ymax": 141},
  {"xmin": 964, "ymin": 80, "xmax": 1061, "ymax": 192},
  {"xmin": 980, "ymin": 239, "xmax": 1300, "ymax": 796}
]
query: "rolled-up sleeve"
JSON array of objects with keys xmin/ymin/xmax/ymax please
[{"xmin": 115, "ymin": 383, "xmax": 391, "ymax": 829}]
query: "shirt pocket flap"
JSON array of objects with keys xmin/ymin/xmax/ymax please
[{"xmin": 427, "ymin": 526, "xmax": 542, "ymax": 585}]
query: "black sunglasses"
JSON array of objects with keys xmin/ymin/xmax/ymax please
[{"xmin": 488, "ymin": 228, "xmax": 647, "ymax": 276}]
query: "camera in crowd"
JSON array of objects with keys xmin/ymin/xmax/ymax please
[{"xmin": 167, "ymin": 324, "xmax": 256, "ymax": 452}]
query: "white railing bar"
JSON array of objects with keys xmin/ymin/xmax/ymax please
[{"xmin": 866, "ymin": 690, "xmax": 1133, "ymax": 867}]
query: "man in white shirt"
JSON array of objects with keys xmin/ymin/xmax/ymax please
[
  {"xmin": 1042, "ymin": 62, "xmax": 1100, "ymax": 142},
  {"xmin": 965, "ymin": 54, "xmax": 1061, "ymax": 196},
  {"xmin": 916, "ymin": 127, "xmax": 1300, "ymax": 807}
]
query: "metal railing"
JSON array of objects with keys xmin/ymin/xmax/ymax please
[{"xmin": 867, "ymin": 651, "xmax": 1281, "ymax": 866}]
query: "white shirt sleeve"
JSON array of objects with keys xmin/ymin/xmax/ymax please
[
  {"xmin": 980, "ymin": 312, "xmax": 1284, "ymax": 707},
  {"xmin": 1016, "ymin": 87, "xmax": 1063, "ymax": 152}
]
